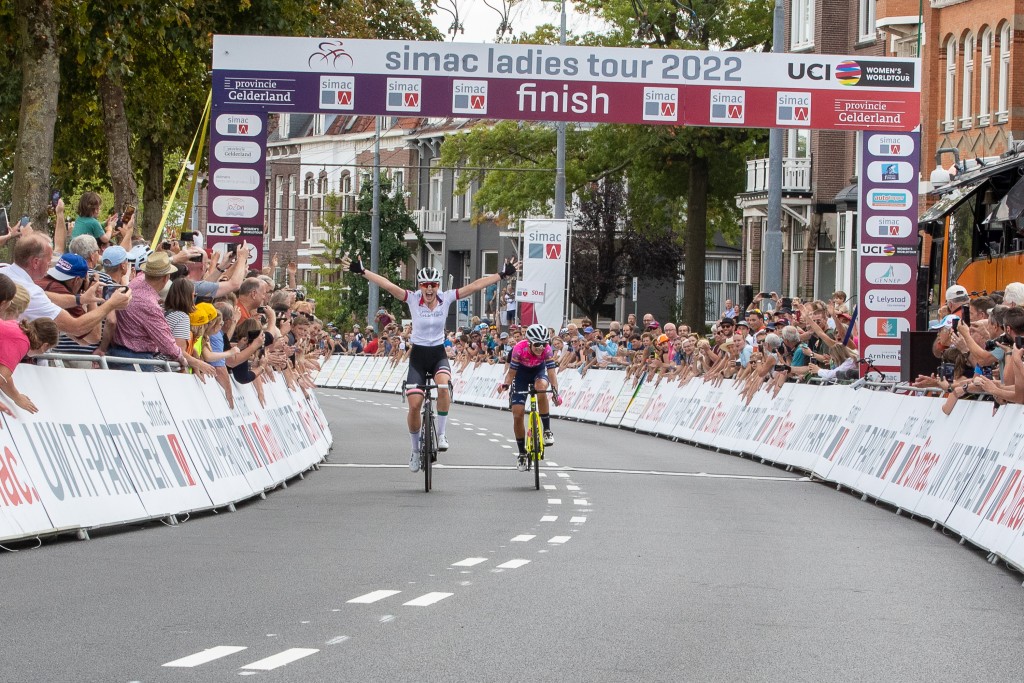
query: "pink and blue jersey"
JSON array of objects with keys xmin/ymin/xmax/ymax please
[{"xmin": 509, "ymin": 339, "xmax": 556, "ymax": 371}]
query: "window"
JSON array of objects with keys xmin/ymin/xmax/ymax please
[
  {"xmin": 274, "ymin": 175, "xmax": 284, "ymax": 240},
  {"xmin": 278, "ymin": 113, "xmax": 290, "ymax": 140},
  {"xmin": 788, "ymin": 221, "xmax": 807, "ymax": 297},
  {"xmin": 393, "ymin": 169, "xmax": 404, "ymax": 196},
  {"xmin": 304, "ymin": 172, "xmax": 315, "ymax": 196},
  {"xmin": 979, "ymin": 28, "xmax": 993, "ymax": 125},
  {"xmin": 943, "ymin": 37, "xmax": 957, "ymax": 131},
  {"xmin": 857, "ymin": 0, "xmax": 875, "ymax": 43},
  {"xmin": 790, "ymin": 0, "xmax": 814, "ymax": 50},
  {"xmin": 463, "ymin": 183, "xmax": 473, "ymax": 221},
  {"xmin": 998, "ymin": 24, "xmax": 1010, "ymax": 122},
  {"xmin": 288, "ymin": 174, "xmax": 296, "ymax": 240},
  {"xmin": 318, "ymin": 171, "xmax": 328, "ymax": 195},
  {"xmin": 961, "ymin": 32, "xmax": 975, "ymax": 128},
  {"xmin": 429, "ymin": 160, "xmax": 444, "ymax": 212},
  {"xmin": 452, "ymin": 170, "xmax": 462, "ymax": 219},
  {"xmin": 340, "ymin": 171, "xmax": 353, "ymax": 213},
  {"xmin": 787, "ymin": 129, "xmax": 809, "ymax": 158},
  {"xmin": 312, "ymin": 114, "xmax": 325, "ymax": 136},
  {"xmin": 704, "ymin": 258, "xmax": 739, "ymax": 324}
]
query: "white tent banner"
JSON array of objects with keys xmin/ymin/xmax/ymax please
[{"xmin": 521, "ymin": 218, "xmax": 569, "ymax": 330}]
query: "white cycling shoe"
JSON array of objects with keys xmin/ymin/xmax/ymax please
[
  {"xmin": 438, "ymin": 434, "xmax": 450, "ymax": 451},
  {"xmin": 517, "ymin": 455, "xmax": 529, "ymax": 472},
  {"xmin": 543, "ymin": 430, "xmax": 554, "ymax": 446},
  {"xmin": 409, "ymin": 451, "xmax": 421, "ymax": 473}
]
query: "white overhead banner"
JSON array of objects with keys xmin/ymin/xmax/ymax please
[{"xmin": 521, "ymin": 218, "xmax": 569, "ymax": 332}]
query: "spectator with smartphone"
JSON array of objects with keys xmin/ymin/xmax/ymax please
[
  {"xmin": 0, "ymin": 317, "xmax": 59, "ymax": 413},
  {"xmin": 933, "ymin": 285, "xmax": 972, "ymax": 358},
  {"xmin": 70, "ymin": 192, "xmax": 115, "ymax": 244}
]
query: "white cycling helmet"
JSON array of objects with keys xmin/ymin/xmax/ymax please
[
  {"xmin": 417, "ymin": 267, "xmax": 441, "ymax": 285},
  {"xmin": 525, "ymin": 324, "xmax": 550, "ymax": 345}
]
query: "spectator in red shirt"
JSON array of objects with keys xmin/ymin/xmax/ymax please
[
  {"xmin": 107, "ymin": 251, "xmax": 212, "ymax": 376},
  {"xmin": 363, "ymin": 329, "xmax": 379, "ymax": 355}
]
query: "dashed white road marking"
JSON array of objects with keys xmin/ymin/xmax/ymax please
[
  {"xmin": 543, "ymin": 485, "xmax": 556, "ymax": 490},
  {"xmin": 162, "ymin": 646, "xmax": 247, "ymax": 668},
  {"xmin": 489, "ymin": 438, "xmax": 500, "ymax": 442},
  {"xmin": 566, "ymin": 485, "xmax": 580, "ymax": 491},
  {"xmin": 497, "ymin": 559, "xmax": 531, "ymax": 569},
  {"xmin": 452, "ymin": 557, "xmax": 488, "ymax": 567},
  {"xmin": 240, "ymin": 648, "xmax": 319, "ymax": 671},
  {"xmin": 546, "ymin": 462, "xmax": 558, "ymax": 466},
  {"xmin": 547, "ymin": 498, "xmax": 562, "ymax": 505},
  {"xmin": 557, "ymin": 473, "xmax": 570, "ymax": 478},
  {"xmin": 570, "ymin": 516, "xmax": 587, "ymax": 524},
  {"xmin": 541, "ymin": 515, "xmax": 558, "ymax": 522},
  {"xmin": 549, "ymin": 536, "xmax": 571, "ymax": 544},
  {"xmin": 348, "ymin": 590, "xmax": 401, "ymax": 604},
  {"xmin": 403, "ymin": 592, "xmax": 453, "ymax": 607},
  {"xmin": 574, "ymin": 499, "xmax": 589, "ymax": 506},
  {"xmin": 511, "ymin": 534, "xmax": 536, "ymax": 542},
  {"xmin": 325, "ymin": 636, "xmax": 350, "ymax": 646}
]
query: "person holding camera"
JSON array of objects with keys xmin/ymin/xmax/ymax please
[{"xmin": 933, "ymin": 284, "xmax": 972, "ymax": 358}]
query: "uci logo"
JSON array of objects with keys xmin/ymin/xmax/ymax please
[{"xmin": 788, "ymin": 63, "xmax": 831, "ymax": 80}]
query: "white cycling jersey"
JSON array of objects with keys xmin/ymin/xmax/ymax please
[{"xmin": 404, "ymin": 288, "xmax": 460, "ymax": 346}]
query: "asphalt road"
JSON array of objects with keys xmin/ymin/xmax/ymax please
[{"xmin": 5, "ymin": 387, "xmax": 1024, "ymax": 682}]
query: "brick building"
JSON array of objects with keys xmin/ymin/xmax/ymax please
[{"xmin": 736, "ymin": 0, "xmax": 1022, "ymax": 308}]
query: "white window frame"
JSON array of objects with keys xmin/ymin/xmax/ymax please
[
  {"xmin": 287, "ymin": 174, "xmax": 297, "ymax": 240},
  {"xmin": 943, "ymin": 37, "xmax": 957, "ymax": 131},
  {"xmin": 979, "ymin": 28, "xmax": 993, "ymax": 126},
  {"xmin": 463, "ymin": 183, "xmax": 473, "ymax": 221},
  {"xmin": 451, "ymin": 170, "xmax": 462, "ymax": 219},
  {"xmin": 278, "ymin": 113, "xmax": 290, "ymax": 140},
  {"xmin": 997, "ymin": 24, "xmax": 1010, "ymax": 122},
  {"xmin": 429, "ymin": 159, "xmax": 444, "ymax": 212},
  {"xmin": 857, "ymin": 0, "xmax": 876, "ymax": 43},
  {"xmin": 787, "ymin": 129, "xmax": 810, "ymax": 158},
  {"xmin": 960, "ymin": 32, "xmax": 975, "ymax": 129},
  {"xmin": 392, "ymin": 169, "xmax": 404, "ymax": 197},
  {"xmin": 274, "ymin": 175, "xmax": 284, "ymax": 240},
  {"xmin": 790, "ymin": 0, "xmax": 814, "ymax": 50}
]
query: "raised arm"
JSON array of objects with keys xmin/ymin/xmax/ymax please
[
  {"xmin": 459, "ymin": 258, "xmax": 519, "ymax": 299},
  {"xmin": 341, "ymin": 252, "xmax": 407, "ymax": 300}
]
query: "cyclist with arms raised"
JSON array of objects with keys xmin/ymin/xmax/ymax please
[
  {"xmin": 342, "ymin": 252, "xmax": 518, "ymax": 472},
  {"xmin": 498, "ymin": 323, "xmax": 561, "ymax": 471}
]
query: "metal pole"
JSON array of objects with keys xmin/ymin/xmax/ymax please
[
  {"xmin": 369, "ymin": 116, "xmax": 382, "ymax": 330},
  {"xmin": 553, "ymin": 0, "xmax": 567, "ymax": 220},
  {"xmin": 763, "ymin": 0, "xmax": 785, "ymax": 296}
]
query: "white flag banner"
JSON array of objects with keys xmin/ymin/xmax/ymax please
[{"xmin": 520, "ymin": 218, "xmax": 569, "ymax": 331}]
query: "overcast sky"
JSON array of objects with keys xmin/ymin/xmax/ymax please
[{"xmin": 430, "ymin": 0, "xmax": 609, "ymax": 43}]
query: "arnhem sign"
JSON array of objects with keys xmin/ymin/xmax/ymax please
[{"xmin": 207, "ymin": 35, "xmax": 921, "ymax": 377}]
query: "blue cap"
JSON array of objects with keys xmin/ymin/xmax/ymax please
[{"xmin": 47, "ymin": 253, "xmax": 89, "ymax": 281}]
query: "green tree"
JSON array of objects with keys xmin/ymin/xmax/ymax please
[{"xmin": 313, "ymin": 176, "xmax": 422, "ymax": 327}]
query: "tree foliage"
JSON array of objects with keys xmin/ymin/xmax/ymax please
[{"xmin": 313, "ymin": 176, "xmax": 422, "ymax": 327}]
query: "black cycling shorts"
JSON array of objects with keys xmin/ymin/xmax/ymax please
[
  {"xmin": 509, "ymin": 365, "xmax": 549, "ymax": 407},
  {"xmin": 406, "ymin": 344, "xmax": 451, "ymax": 395}
]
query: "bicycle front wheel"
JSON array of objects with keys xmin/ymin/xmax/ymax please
[
  {"xmin": 527, "ymin": 410, "xmax": 542, "ymax": 491},
  {"xmin": 421, "ymin": 412, "xmax": 434, "ymax": 493}
]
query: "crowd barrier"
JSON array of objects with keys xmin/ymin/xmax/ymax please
[
  {"xmin": 316, "ymin": 355, "xmax": 1024, "ymax": 573},
  {"xmin": 0, "ymin": 365, "xmax": 332, "ymax": 543}
]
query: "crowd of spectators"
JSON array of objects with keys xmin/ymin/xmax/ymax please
[{"xmin": 0, "ymin": 199, "xmax": 332, "ymax": 415}]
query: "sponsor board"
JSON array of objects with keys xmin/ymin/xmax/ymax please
[
  {"xmin": 642, "ymin": 87, "xmax": 679, "ymax": 122},
  {"xmin": 213, "ymin": 167, "xmax": 261, "ymax": 192},
  {"xmin": 866, "ymin": 215, "xmax": 913, "ymax": 239},
  {"xmin": 211, "ymin": 196, "xmax": 260, "ymax": 220},
  {"xmin": 214, "ymin": 140, "xmax": 262, "ymax": 164},
  {"xmin": 866, "ymin": 188, "xmax": 913, "ymax": 211},
  {"xmin": 864, "ymin": 262, "xmax": 913, "ymax": 285},
  {"xmin": 207, "ymin": 223, "xmax": 263, "ymax": 237},
  {"xmin": 386, "ymin": 78, "xmax": 422, "ymax": 112},
  {"xmin": 515, "ymin": 282, "xmax": 546, "ymax": 303},
  {"xmin": 709, "ymin": 89, "xmax": 744, "ymax": 124},
  {"xmin": 866, "ymin": 133, "xmax": 915, "ymax": 157},
  {"xmin": 861, "ymin": 244, "xmax": 897, "ymax": 256},
  {"xmin": 864, "ymin": 289, "xmax": 912, "ymax": 312},
  {"xmin": 222, "ymin": 76, "xmax": 295, "ymax": 105},
  {"xmin": 319, "ymin": 75, "xmax": 355, "ymax": 110},
  {"xmin": 867, "ymin": 160, "xmax": 914, "ymax": 183},
  {"xmin": 452, "ymin": 79, "xmax": 488, "ymax": 114},
  {"xmin": 776, "ymin": 91, "xmax": 811, "ymax": 126},
  {"xmin": 214, "ymin": 113, "xmax": 263, "ymax": 137},
  {"xmin": 863, "ymin": 344, "xmax": 902, "ymax": 366},
  {"xmin": 865, "ymin": 316, "xmax": 911, "ymax": 339}
]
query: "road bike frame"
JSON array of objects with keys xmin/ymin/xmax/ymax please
[{"xmin": 515, "ymin": 385, "xmax": 555, "ymax": 491}]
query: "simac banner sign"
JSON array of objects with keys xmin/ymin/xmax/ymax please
[{"xmin": 520, "ymin": 218, "xmax": 569, "ymax": 330}]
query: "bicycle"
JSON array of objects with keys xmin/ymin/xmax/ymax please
[
  {"xmin": 514, "ymin": 385, "xmax": 557, "ymax": 491},
  {"xmin": 411, "ymin": 374, "xmax": 440, "ymax": 493}
]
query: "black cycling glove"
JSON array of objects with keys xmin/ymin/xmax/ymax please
[{"xmin": 348, "ymin": 253, "xmax": 365, "ymax": 274}]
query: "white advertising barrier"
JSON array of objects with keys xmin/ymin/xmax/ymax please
[
  {"xmin": 371, "ymin": 358, "xmax": 398, "ymax": 391},
  {"xmin": 85, "ymin": 370, "xmax": 216, "ymax": 517},
  {"xmin": 573, "ymin": 370, "xmax": 621, "ymax": 424},
  {"xmin": 693, "ymin": 379, "xmax": 769, "ymax": 456},
  {"xmin": 0, "ymin": 416, "xmax": 55, "ymax": 541},
  {"xmin": 961, "ymin": 405, "xmax": 1024, "ymax": 561},
  {"xmin": 326, "ymin": 354, "xmax": 351, "ymax": 387},
  {"xmin": 165, "ymin": 373, "xmax": 271, "ymax": 504},
  {"xmin": 603, "ymin": 374, "xmax": 642, "ymax": 427},
  {"xmin": 632, "ymin": 377, "xmax": 682, "ymax": 435},
  {"xmin": 3, "ymin": 367, "xmax": 150, "ymax": 529},
  {"xmin": 549, "ymin": 368, "xmax": 583, "ymax": 419},
  {"xmin": 339, "ymin": 355, "xmax": 368, "ymax": 387},
  {"xmin": 619, "ymin": 378, "xmax": 657, "ymax": 431},
  {"xmin": 305, "ymin": 388, "xmax": 333, "ymax": 447},
  {"xmin": 651, "ymin": 379, "xmax": 702, "ymax": 439},
  {"xmin": 229, "ymin": 379, "xmax": 304, "ymax": 483},
  {"xmin": 316, "ymin": 355, "xmax": 340, "ymax": 386},
  {"xmin": 258, "ymin": 377, "xmax": 328, "ymax": 473},
  {"xmin": 384, "ymin": 359, "xmax": 408, "ymax": 393}
]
